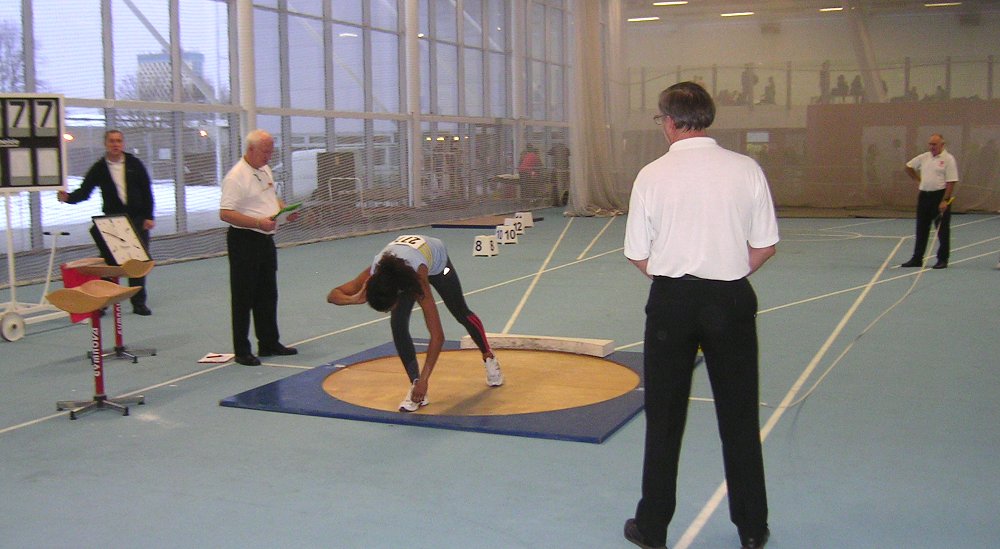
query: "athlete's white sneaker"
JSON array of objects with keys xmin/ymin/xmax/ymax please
[
  {"xmin": 484, "ymin": 356, "xmax": 504, "ymax": 386},
  {"xmin": 398, "ymin": 382, "xmax": 428, "ymax": 412}
]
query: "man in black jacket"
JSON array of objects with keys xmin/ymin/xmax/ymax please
[{"xmin": 59, "ymin": 129, "xmax": 156, "ymax": 315}]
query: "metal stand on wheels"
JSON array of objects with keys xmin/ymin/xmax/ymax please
[{"xmin": 1, "ymin": 208, "xmax": 70, "ymax": 342}]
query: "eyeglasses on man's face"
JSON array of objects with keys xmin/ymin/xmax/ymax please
[{"xmin": 653, "ymin": 114, "xmax": 670, "ymax": 126}]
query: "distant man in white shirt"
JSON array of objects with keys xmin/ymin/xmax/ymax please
[{"xmin": 900, "ymin": 133, "xmax": 958, "ymax": 269}]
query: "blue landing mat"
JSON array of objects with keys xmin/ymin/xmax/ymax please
[{"xmin": 220, "ymin": 341, "xmax": 644, "ymax": 444}]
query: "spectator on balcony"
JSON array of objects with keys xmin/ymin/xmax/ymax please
[
  {"xmin": 741, "ymin": 65, "xmax": 758, "ymax": 106},
  {"xmin": 819, "ymin": 61, "xmax": 831, "ymax": 104},
  {"xmin": 850, "ymin": 75, "xmax": 864, "ymax": 103},
  {"xmin": 832, "ymin": 74, "xmax": 849, "ymax": 102}
]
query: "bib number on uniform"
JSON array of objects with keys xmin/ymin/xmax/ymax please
[{"xmin": 392, "ymin": 235, "xmax": 426, "ymax": 249}]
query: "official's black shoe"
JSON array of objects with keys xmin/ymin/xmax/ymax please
[
  {"xmin": 234, "ymin": 354, "xmax": 261, "ymax": 366},
  {"xmin": 258, "ymin": 344, "xmax": 297, "ymax": 357},
  {"xmin": 132, "ymin": 304, "xmax": 152, "ymax": 316},
  {"xmin": 932, "ymin": 260, "xmax": 948, "ymax": 269},
  {"xmin": 624, "ymin": 518, "xmax": 667, "ymax": 549},
  {"xmin": 740, "ymin": 528, "xmax": 770, "ymax": 549},
  {"xmin": 900, "ymin": 259, "xmax": 922, "ymax": 268}
]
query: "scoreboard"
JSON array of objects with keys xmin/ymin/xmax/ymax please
[{"xmin": 0, "ymin": 93, "xmax": 66, "ymax": 191}]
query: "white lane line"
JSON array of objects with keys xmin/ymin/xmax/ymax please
[
  {"xmin": 0, "ymin": 413, "xmax": 67, "ymax": 435},
  {"xmin": 821, "ymin": 218, "xmax": 897, "ymax": 231},
  {"xmin": 1, "ymin": 362, "xmax": 234, "ymax": 435},
  {"xmin": 673, "ymin": 237, "xmax": 905, "ymax": 549},
  {"xmin": 577, "ymin": 236, "xmax": 999, "ymax": 351},
  {"xmin": 577, "ymin": 216, "xmax": 617, "ymax": 260},
  {"xmin": 262, "ymin": 363, "xmax": 314, "ymax": 370},
  {"xmin": 501, "ymin": 217, "xmax": 574, "ymax": 334},
  {"xmin": 292, "ymin": 316, "xmax": 391, "ymax": 346},
  {"xmin": 114, "ymin": 362, "xmax": 234, "ymax": 399}
]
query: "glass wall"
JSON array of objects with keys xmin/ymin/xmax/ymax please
[
  {"xmin": 0, "ymin": 0, "xmax": 574, "ymax": 287},
  {"xmin": 525, "ymin": 0, "xmax": 566, "ymax": 122}
]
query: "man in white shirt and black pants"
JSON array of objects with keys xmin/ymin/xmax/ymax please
[
  {"xmin": 623, "ymin": 81, "xmax": 779, "ymax": 549},
  {"xmin": 900, "ymin": 133, "xmax": 958, "ymax": 270},
  {"xmin": 220, "ymin": 129, "xmax": 300, "ymax": 366}
]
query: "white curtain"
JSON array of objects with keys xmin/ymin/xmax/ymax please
[{"xmin": 564, "ymin": 0, "xmax": 628, "ymax": 217}]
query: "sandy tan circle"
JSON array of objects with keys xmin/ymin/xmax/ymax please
[{"xmin": 322, "ymin": 348, "xmax": 640, "ymax": 416}]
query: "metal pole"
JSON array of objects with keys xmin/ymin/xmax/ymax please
[{"xmin": 4, "ymin": 195, "xmax": 18, "ymax": 308}]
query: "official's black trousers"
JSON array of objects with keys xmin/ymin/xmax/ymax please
[
  {"xmin": 909, "ymin": 189, "xmax": 950, "ymax": 263},
  {"xmin": 635, "ymin": 276, "xmax": 768, "ymax": 546},
  {"xmin": 227, "ymin": 227, "xmax": 280, "ymax": 356},
  {"xmin": 128, "ymin": 224, "xmax": 150, "ymax": 307}
]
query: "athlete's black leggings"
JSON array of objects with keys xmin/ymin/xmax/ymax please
[{"xmin": 390, "ymin": 259, "xmax": 492, "ymax": 381}]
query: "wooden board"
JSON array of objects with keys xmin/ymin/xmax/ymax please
[
  {"xmin": 46, "ymin": 280, "xmax": 141, "ymax": 314},
  {"xmin": 460, "ymin": 333, "xmax": 615, "ymax": 357},
  {"xmin": 63, "ymin": 257, "xmax": 155, "ymax": 279}
]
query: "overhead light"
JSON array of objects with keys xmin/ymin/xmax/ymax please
[
  {"xmin": 627, "ymin": 16, "xmax": 661, "ymax": 22},
  {"xmin": 653, "ymin": 1, "xmax": 688, "ymax": 5},
  {"xmin": 721, "ymin": 11, "xmax": 754, "ymax": 17},
  {"xmin": 819, "ymin": 7, "xmax": 844, "ymax": 12},
  {"xmin": 338, "ymin": 32, "xmax": 358, "ymax": 38},
  {"xmin": 925, "ymin": 2, "xmax": 961, "ymax": 6}
]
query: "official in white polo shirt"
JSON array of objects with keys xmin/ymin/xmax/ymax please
[
  {"xmin": 623, "ymin": 81, "xmax": 778, "ymax": 549},
  {"xmin": 900, "ymin": 133, "xmax": 959, "ymax": 269},
  {"xmin": 220, "ymin": 129, "xmax": 300, "ymax": 366}
]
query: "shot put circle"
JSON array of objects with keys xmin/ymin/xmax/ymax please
[{"xmin": 323, "ymin": 348, "xmax": 640, "ymax": 415}]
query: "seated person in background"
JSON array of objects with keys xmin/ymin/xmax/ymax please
[{"xmin": 850, "ymin": 75, "xmax": 864, "ymax": 103}]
